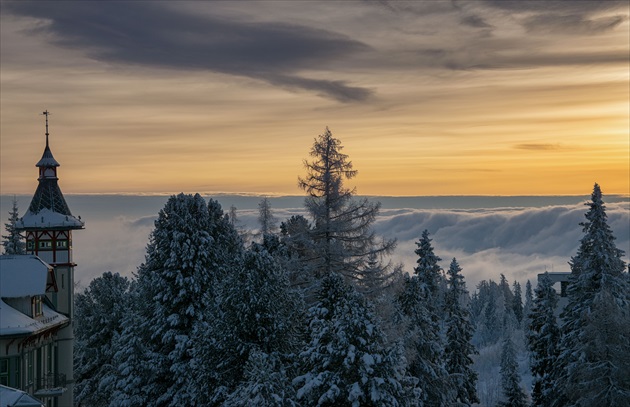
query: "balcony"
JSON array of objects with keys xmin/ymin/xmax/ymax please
[{"xmin": 33, "ymin": 373, "xmax": 67, "ymax": 397}]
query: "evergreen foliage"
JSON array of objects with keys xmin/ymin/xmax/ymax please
[
  {"xmin": 444, "ymin": 258, "xmax": 479, "ymax": 406},
  {"xmin": 258, "ymin": 197, "xmax": 277, "ymax": 237},
  {"xmin": 297, "ymin": 128, "xmax": 395, "ymax": 280},
  {"xmin": 74, "ymin": 272, "xmax": 130, "ymax": 407},
  {"xmin": 112, "ymin": 194, "xmax": 241, "ymax": 406},
  {"xmin": 295, "ymin": 273, "xmax": 413, "ymax": 407},
  {"xmin": 527, "ymin": 272, "xmax": 560, "ymax": 406},
  {"xmin": 498, "ymin": 336, "xmax": 528, "ymax": 407},
  {"xmin": 2, "ymin": 197, "xmax": 25, "ymax": 255},
  {"xmin": 512, "ymin": 281, "xmax": 523, "ymax": 325},
  {"xmin": 553, "ymin": 184, "xmax": 630, "ymax": 406},
  {"xmin": 193, "ymin": 245, "xmax": 305, "ymax": 404}
]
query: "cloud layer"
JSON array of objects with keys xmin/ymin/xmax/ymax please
[{"xmin": 22, "ymin": 195, "xmax": 624, "ymax": 291}]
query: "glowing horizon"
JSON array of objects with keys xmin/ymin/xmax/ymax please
[{"xmin": 1, "ymin": 2, "xmax": 628, "ymax": 197}]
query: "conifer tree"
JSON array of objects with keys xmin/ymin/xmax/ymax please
[
  {"xmin": 414, "ymin": 230, "xmax": 443, "ymax": 299},
  {"xmin": 193, "ymin": 245, "xmax": 305, "ymax": 404},
  {"xmin": 295, "ymin": 273, "xmax": 413, "ymax": 406},
  {"xmin": 297, "ymin": 127, "xmax": 395, "ymax": 280},
  {"xmin": 512, "ymin": 281, "xmax": 523, "ymax": 325},
  {"xmin": 75, "ymin": 272, "xmax": 130, "ymax": 407},
  {"xmin": 258, "ymin": 197, "xmax": 277, "ymax": 237},
  {"xmin": 113, "ymin": 194, "xmax": 240, "ymax": 406},
  {"xmin": 527, "ymin": 272, "xmax": 560, "ymax": 407},
  {"xmin": 2, "ymin": 197, "xmax": 25, "ymax": 254},
  {"xmin": 444, "ymin": 258, "xmax": 479, "ymax": 406},
  {"xmin": 553, "ymin": 184, "xmax": 630, "ymax": 406},
  {"xmin": 498, "ymin": 336, "xmax": 528, "ymax": 407},
  {"xmin": 523, "ymin": 280, "xmax": 533, "ymax": 324}
]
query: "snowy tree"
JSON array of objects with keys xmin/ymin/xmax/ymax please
[
  {"xmin": 297, "ymin": 127, "xmax": 395, "ymax": 280},
  {"xmin": 444, "ymin": 258, "xmax": 479, "ymax": 406},
  {"xmin": 2, "ymin": 197, "xmax": 25, "ymax": 254},
  {"xmin": 498, "ymin": 336, "xmax": 528, "ymax": 407},
  {"xmin": 258, "ymin": 197, "xmax": 277, "ymax": 237},
  {"xmin": 527, "ymin": 272, "xmax": 560, "ymax": 407},
  {"xmin": 295, "ymin": 273, "xmax": 414, "ymax": 406},
  {"xmin": 192, "ymin": 245, "xmax": 304, "ymax": 404},
  {"xmin": 523, "ymin": 280, "xmax": 533, "ymax": 324},
  {"xmin": 413, "ymin": 230, "xmax": 443, "ymax": 299},
  {"xmin": 112, "ymin": 194, "xmax": 240, "ymax": 406},
  {"xmin": 512, "ymin": 281, "xmax": 523, "ymax": 325},
  {"xmin": 223, "ymin": 350, "xmax": 299, "ymax": 407},
  {"xmin": 75, "ymin": 272, "xmax": 130, "ymax": 407},
  {"xmin": 398, "ymin": 274, "xmax": 450, "ymax": 406},
  {"xmin": 553, "ymin": 184, "xmax": 630, "ymax": 407}
]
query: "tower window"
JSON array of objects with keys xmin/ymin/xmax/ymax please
[
  {"xmin": 56, "ymin": 240, "xmax": 68, "ymax": 248},
  {"xmin": 39, "ymin": 241, "xmax": 53, "ymax": 250}
]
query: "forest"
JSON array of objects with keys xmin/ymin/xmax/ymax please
[{"xmin": 7, "ymin": 129, "xmax": 628, "ymax": 406}]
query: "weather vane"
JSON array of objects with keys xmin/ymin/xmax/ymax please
[{"xmin": 42, "ymin": 110, "xmax": 51, "ymax": 146}]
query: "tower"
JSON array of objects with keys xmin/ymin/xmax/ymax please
[{"xmin": 16, "ymin": 111, "xmax": 83, "ymax": 406}]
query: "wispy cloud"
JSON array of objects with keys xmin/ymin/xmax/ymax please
[
  {"xmin": 4, "ymin": 1, "xmax": 372, "ymax": 103},
  {"xmin": 514, "ymin": 143, "xmax": 563, "ymax": 151}
]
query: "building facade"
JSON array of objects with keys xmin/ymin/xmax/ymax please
[{"xmin": 0, "ymin": 112, "xmax": 83, "ymax": 407}]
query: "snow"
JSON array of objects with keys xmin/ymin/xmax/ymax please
[
  {"xmin": 17, "ymin": 208, "xmax": 83, "ymax": 229},
  {"xmin": 0, "ymin": 255, "xmax": 50, "ymax": 297},
  {"xmin": 0, "ymin": 299, "xmax": 69, "ymax": 336},
  {"xmin": 0, "ymin": 385, "xmax": 44, "ymax": 407}
]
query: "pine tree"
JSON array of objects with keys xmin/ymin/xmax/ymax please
[
  {"xmin": 414, "ymin": 230, "xmax": 443, "ymax": 299},
  {"xmin": 297, "ymin": 127, "xmax": 395, "ymax": 280},
  {"xmin": 399, "ymin": 230, "xmax": 450, "ymax": 406},
  {"xmin": 498, "ymin": 336, "xmax": 528, "ymax": 407},
  {"xmin": 553, "ymin": 184, "xmax": 630, "ymax": 407},
  {"xmin": 2, "ymin": 197, "xmax": 25, "ymax": 254},
  {"xmin": 193, "ymin": 245, "xmax": 305, "ymax": 404},
  {"xmin": 258, "ymin": 197, "xmax": 277, "ymax": 237},
  {"xmin": 512, "ymin": 281, "xmax": 523, "ymax": 325},
  {"xmin": 527, "ymin": 272, "xmax": 560, "ymax": 407},
  {"xmin": 75, "ymin": 272, "xmax": 130, "ymax": 407},
  {"xmin": 112, "ymin": 194, "xmax": 240, "ymax": 406},
  {"xmin": 523, "ymin": 280, "xmax": 533, "ymax": 324},
  {"xmin": 444, "ymin": 258, "xmax": 479, "ymax": 406},
  {"xmin": 294, "ymin": 273, "xmax": 413, "ymax": 406}
]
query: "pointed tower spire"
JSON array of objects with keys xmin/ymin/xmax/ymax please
[{"xmin": 36, "ymin": 110, "xmax": 60, "ymax": 171}]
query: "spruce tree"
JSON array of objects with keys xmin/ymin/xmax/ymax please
[
  {"xmin": 498, "ymin": 336, "xmax": 528, "ymax": 407},
  {"xmin": 2, "ymin": 197, "xmax": 25, "ymax": 254},
  {"xmin": 194, "ymin": 245, "xmax": 305, "ymax": 404},
  {"xmin": 399, "ymin": 230, "xmax": 450, "ymax": 405},
  {"xmin": 523, "ymin": 280, "xmax": 533, "ymax": 324},
  {"xmin": 512, "ymin": 281, "xmax": 523, "ymax": 325},
  {"xmin": 295, "ymin": 273, "xmax": 412, "ymax": 406},
  {"xmin": 553, "ymin": 184, "xmax": 630, "ymax": 406},
  {"xmin": 527, "ymin": 272, "xmax": 560, "ymax": 407},
  {"xmin": 444, "ymin": 258, "xmax": 479, "ymax": 406},
  {"xmin": 75, "ymin": 272, "xmax": 130, "ymax": 407},
  {"xmin": 113, "ymin": 194, "xmax": 239, "ymax": 406},
  {"xmin": 297, "ymin": 127, "xmax": 395, "ymax": 280}
]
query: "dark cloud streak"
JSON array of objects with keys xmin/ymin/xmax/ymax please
[{"xmin": 5, "ymin": 1, "xmax": 372, "ymax": 102}]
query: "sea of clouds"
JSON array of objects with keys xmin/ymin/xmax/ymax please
[{"xmin": 2, "ymin": 194, "xmax": 628, "ymax": 291}]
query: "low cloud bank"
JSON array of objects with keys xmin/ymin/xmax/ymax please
[{"xmin": 68, "ymin": 197, "xmax": 628, "ymax": 291}]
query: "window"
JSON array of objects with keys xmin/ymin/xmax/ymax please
[
  {"xmin": 39, "ymin": 241, "xmax": 53, "ymax": 250},
  {"xmin": 32, "ymin": 296, "xmax": 43, "ymax": 317},
  {"xmin": 0, "ymin": 359, "xmax": 8, "ymax": 386},
  {"xmin": 27, "ymin": 352, "xmax": 34, "ymax": 386},
  {"xmin": 27, "ymin": 241, "xmax": 34, "ymax": 250},
  {"xmin": 56, "ymin": 240, "xmax": 68, "ymax": 248}
]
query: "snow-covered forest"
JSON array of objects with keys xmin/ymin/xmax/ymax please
[{"xmin": 8, "ymin": 130, "xmax": 628, "ymax": 406}]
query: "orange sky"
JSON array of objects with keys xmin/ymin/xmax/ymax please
[{"xmin": 1, "ymin": 1, "xmax": 628, "ymax": 196}]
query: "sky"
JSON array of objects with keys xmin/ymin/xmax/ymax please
[{"xmin": 1, "ymin": 1, "xmax": 628, "ymax": 197}]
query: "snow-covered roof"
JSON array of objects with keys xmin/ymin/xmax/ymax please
[
  {"xmin": 0, "ymin": 385, "xmax": 45, "ymax": 407},
  {"xmin": 0, "ymin": 255, "xmax": 50, "ymax": 297},
  {"xmin": 35, "ymin": 145, "xmax": 60, "ymax": 168},
  {"xmin": 0, "ymin": 300, "xmax": 68, "ymax": 337},
  {"xmin": 17, "ymin": 208, "xmax": 84, "ymax": 230}
]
